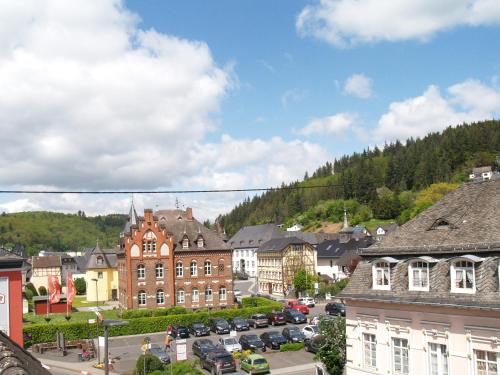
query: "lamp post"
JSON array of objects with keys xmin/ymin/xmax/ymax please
[
  {"xmin": 102, "ymin": 320, "xmax": 128, "ymax": 375},
  {"xmin": 91, "ymin": 278, "xmax": 99, "ymax": 363}
]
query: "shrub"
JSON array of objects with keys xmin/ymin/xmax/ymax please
[
  {"xmin": 38, "ymin": 286, "xmax": 47, "ymax": 296},
  {"xmin": 135, "ymin": 354, "xmax": 164, "ymax": 375},
  {"xmin": 26, "ymin": 282, "xmax": 38, "ymax": 297},
  {"xmin": 24, "ymin": 289, "xmax": 34, "ymax": 301},
  {"xmin": 74, "ymin": 278, "xmax": 86, "ymax": 295},
  {"xmin": 148, "ymin": 360, "xmax": 203, "ymax": 375},
  {"xmin": 241, "ymin": 297, "xmax": 281, "ymax": 309},
  {"xmin": 121, "ymin": 306, "xmax": 189, "ymax": 319},
  {"xmin": 280, "ymin": 342, "xmax": 304, "ymax": 352}
]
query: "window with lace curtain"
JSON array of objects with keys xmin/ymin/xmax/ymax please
[
  {"xmin": 451, "ymin": 260, "xmax": 475, "ymax": 293},
  {"xmin": 409, "ymin": 261, "xmax": 429, "ymax": 291},
  {"xmin": 373, "ymin": 261, "xmax": 390, "ymax": 290}
]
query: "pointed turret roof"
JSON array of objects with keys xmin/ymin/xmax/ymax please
[
  {"xmin": 123, "ymin": 200, "xmax": 139, "ymax": 235},
  {"xmin": 340, "ymin": 208, "xmax": 354, "ymax": 233}
]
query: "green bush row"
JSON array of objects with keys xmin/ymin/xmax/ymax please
[
  {"xmin": 241, "ymin": 296, "xmax": 281, "ymax": 308},
  {"xmin": 279, "ymin": 342, "xmax": 305, "ymax": 352},
  {"xmin": 24, "ymin": 305, "xmax": 281, "ymax": 345},
  {"xmin": 119, "ymin": 306, "xmax": 188, "ymax": 319}
]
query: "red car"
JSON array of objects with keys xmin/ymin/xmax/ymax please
[{"xmin": 284, "ymin": 300, "xmax": 309, "ymax": 315}]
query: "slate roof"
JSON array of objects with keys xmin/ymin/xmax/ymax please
[
  {"xmin": 0, "ymin": 330, "xmax": 51, "ymax": 375},
  {"xmin": 31, "ymin": 255, "xmax": 61, "ymax": 269},
  {"xmin": 256, "ymin": 236, "xmax": 308, "ymax": 253},
  {"xmin": 316, "ymin": 237, "xmax": 374, "ymax": 259},
  {"xmin": 74, "ymin": 255, "xmax": 88, "ymax": 273},
  {"xmin": 376, "ymin": 223, "xmax": 398, "ymax": 233},
  {"xmin": 341, "ymin": 180, "xmax": 500, "ymax": 311},
  {"xmin": 85, "ymin": 244, "xmax": 118, "ymax": 269},
  {"xmin": 155, "ymin": 209, "xmax": 229, "ymax": 251},
  {"xmin": 282, "ymin": 231, "xmax": 338, "ymax": 245},
  {"xmin": 228, "ymin": 224, "xmax": 283, "ymax": 249},
  {"xmin": 123, "ymin": 201, "xmax": 139, "ymax": 235}
]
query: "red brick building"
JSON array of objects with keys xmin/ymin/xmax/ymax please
[{"xmin": 118, "ymin": 205, "xmax": 233, "ymax": 310}]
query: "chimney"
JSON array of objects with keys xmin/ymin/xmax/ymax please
[{"xmin": 186, "ymin": 207, "xmax": 193, "ymax": 221}]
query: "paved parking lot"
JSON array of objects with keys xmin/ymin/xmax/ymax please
[{"xmin": 108, "ymin": 303, "xmax": 328, "ymax": 374}]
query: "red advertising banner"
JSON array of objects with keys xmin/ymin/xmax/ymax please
[
  {"xmin": 66, "ymin": 273, "xmax": 76, "ymax": 305},
  {"xmin": 48, "ymin": 275, "xmax": 61, "ymax": 304}
]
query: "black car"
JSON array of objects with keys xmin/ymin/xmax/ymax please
[
  {"xmin": 209, "ymin": 318, "xmax": 231, "ymax": 334},
  {"xmin": 230, "ymin": 317, "xmax": 250, "ymax": 331},
  {"xmin": 146, "ymin": 345, "xmax": 170, "ymax": 364},
  {"xmin": 200, "ymin": 349, "xmax": 237, "ymax": 374},
  {"xmin": 305, "ymin": 334, "xmax": 326, "ymax": 354},
  {"xmin": 192, "ymin": 338, "xmax": 217, "ymax": 359},
  {"xmin": 259, "ymin": 331, "xmax": 287, "ymax": 350},
  {"xmin": 284, "ymin": 309, "xmax": 307, "ymax": 324},
  {"xmin": 171, "ymin": 325, "xmax": 190, "ymax": 338},
  {"xmin": 238, "ymin": 334, "xmax": 266, "ymax": 352},
  {"xmin": 325, "ymin": 302, "xmax": 346, "ymax": 317},
  {"xmin": 189, "ymin": 322, "xmax": 210, "ymax": 337},
  {"xmin": 267, "ymin": 311, "xmax": 286, "ymax": 326},
  {"xmin": 248, "ymin": 314, "xmax": 269, "ymax": 328},
  {"xmin": 282, "ymin": 326, "xmax": 306, "ymax": 343}
]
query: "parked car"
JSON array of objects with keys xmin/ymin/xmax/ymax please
[
  {"xmin": 209, "ymin": 318, "xmax": 231, "ymax": 334},
  {"xmin": 234, "ymin": 288, "xmax": 242, "ymax": 297},
  {"xmin": 298, "ymin": 296, "xmax": 315, "ymax": 307},
  {"xmin": 192, "ymin": 339, "xmax": 217, "ymax": 359},
  {"xmin": 200, "ymin": 350, "xmax": 237, "ymax": 374},
  {"xmin": 290, "ymin": 304, "xmax": 309, "ymax": 315},
  {"xmin": 259, "ymin": 331, "xmax": 287, "ymax": 350},
  {"xmin": 240, "ymin": 354, "xmax": 270, "ymax": 374},
  {"xmin": 230, "ymin": 317, "xmax": 250, "ymax": 331},
  {"xmin": 284, "ymin": 309, "xmax": 307, "ymax": 324},
  {"xmin": 304, "ymin": 334, "xmax": 326, "ymax": 354},
  {"xmin": 309, "ymin": 314, "xmax": 335, "ymax": 326},
  {"xmin": 146, "ymin": 344, "xmax": 170, "ymax": 364},
  {"xmin": 189, "ymin": 322, "xmax": 210, "ymax": 337},
  {"xmin": 218, "ymin": 337, "xmax": 242, "ymax": 353},
  {"xmin": 266, "ymin": 311, "xmax": 286, "ymax": 326},
  {"xmin": 281, "ymin": 326, "xmax": 306, "ymax": 343},
  {"xmin": 325, "ymin": 302, "xmax": 346, "ymax": 317},
  {"xmin": 171, "ymin": 325, "xmax": 190, "ymax": 338},
  {"xmin": 248, "ymin": 314, "xmax": 269, "ymax": 329},
  {"xmin": 302, "ymin": 325, "xmax": 319, "ymax": 339},
  {"xmin": 239, "ymin": 334, "xmax": 266, "ymax": 352}
]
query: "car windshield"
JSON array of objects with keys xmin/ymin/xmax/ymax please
[
  {"xmin": 224, "ymin": 338, "xmax": 238, "ymax": 345},
  {"xmin": 290, "ymin": 331, "xmax": 303, "ymax": 337},
  {"xmin": 254, "ymin": 314, "xmax": 266, "ymax": 319},
  {"xmin": 234, "ymin": 318, "xmax": 245, "ymax": 323},
  {"xmin": 245, "ymin": 335, "xmax": 259, "ymax": 341},
  {"xmin": 215, "ymin": 354, "xmax": 233, "ymax": 361},
  {"xmin": 268, "ymin": 332, "xmax": 281, "ymax": 338},
  {"xmin": 200, "ymin": 340, "xmax": 214, "ymax": 347},
  {"xmin": 193, "ymin": 323, "xmax": 205, "ymax": 329},
  {"xmin": 254, "ymin": 358, "xmax": 267, "ymax": 365}
]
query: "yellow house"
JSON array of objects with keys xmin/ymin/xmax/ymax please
[{"xmin": 84, "ymin": 244, "xmax": 119, "ymax": 302}]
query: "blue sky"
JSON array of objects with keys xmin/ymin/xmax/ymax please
[{"xmin": 0, "ymin": 0, "xmax": 499, "ymax": 218}]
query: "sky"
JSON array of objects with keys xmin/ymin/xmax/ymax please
[{"xmin": 0, "ymin": 0, "xmax": 500, "ymax": 220}]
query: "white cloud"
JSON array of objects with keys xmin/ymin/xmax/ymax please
[
  {"xmin": 373, "ymin": 79, "xmax": 500, "ymax": 142},
  {"xmin": 344, "ymin": 73, "xmax": 373, "ymax": 98},
  {"xmin": 0, "ymin": 0, "xmax": 332, "ymax": 220},
  {"xmin": 298, "ymin": 113, "xmax": 356, "ymax": 136},
  {"xmin": 281, "ymin": 88, "xmax": 308, "ymax": 107},
  {"xmin": 297, "ymin": 0, "xmax": 500, "ymax": 47}
]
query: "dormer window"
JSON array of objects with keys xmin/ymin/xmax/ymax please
[
  {"xmin": 96, "ymin": 256, "xmax": 104, "ymax": 266},
  {"xmin": 373, "ymin": 261, "xmax": 390, "ymax": 290},
  {"xmin": 197, "ymin": 237, "xmax": 204, "ymax": 248},
  {"xmin": 409, "ymin": 261, "xmax": 429, "ymax": 291},
  {"xmin": 182, "ymin": 238, "xmax": 189, "ymax": 249},
  {"xmin": 451, "ymin": 259, "xmax": 475, "ymax": 293},
  {"xmin": 430, "ymin": 218, "xmax": 455, "ymax": 230}
]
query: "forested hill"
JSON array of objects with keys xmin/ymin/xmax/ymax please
[
  {"xmin": 0, "ymin": 211, "xmax": 127, "ymax": 255},
  {"xmin": 219, "ymin": 120, "xmax": 500, "ymax": 236}
]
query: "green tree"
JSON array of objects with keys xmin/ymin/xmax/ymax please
[
  {"xmin": 317, "ymin": 316, "xmax": 346, "ymax": 375},
  {"xmin": 293, "ymin": 268, "xmax": 316, "ymax": 295},
  {"xmin": 26, "ymin": 282, "xmax": 39, "ymax": 297},
  {"xmin": 74, "ymin": 278, "xmax": 86, "ymax": 295},
  {"xmin": 135, "ymin": 354, "xmax": 164, "ymax": 375},
  {"xmin": 38, "ymin": 286, "xmax": 47, "ymax": 296}
]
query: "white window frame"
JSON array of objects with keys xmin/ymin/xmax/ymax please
[
  {"xmin": 176, "ymin": 262, "xmax": 183, "ymax": 277},
  {"xmin": 204, "ymin": 260, "xmax": 212, "ymax": 276},
  {"xmin": 137, "ymin": 264, "xmax": 145, "ymax": 280},
  {"xmin": 138, "ymin": 290, "xmax": 146, "ymax": 306},
  {"xmin": 428, "ymin": 343, "xmax": 448, "ymax": 375},
  {"xmin": 373, "ymin": 261, "xmax": 391, "ymax": 290},
  {"xmin": 363, "ymin": 333, "xmax": 377, "ymax": 369},
  {"xmin": 392, "ymin": 337, "xmax": 409, "ymax": 374},
  {"xmin": 176, "ymin": 289, "xmax": 185, "ymax": 304},
  {"xmin": 182, "ymin": 238, "xmax": 189, "ymax": 249},
  {"xmin": 155, "ymin": 263, "xmax": 164, "ymax": 279},
  {"xmin": 192, "ymin": 288, "xmax": 199, "ymax": 303},
  {"xmin": 474, "ymin": 349, "xmax": 498, "ymax": 375},
  {"xmin": 156, "ymin": 289, "xmax": 164, "ymax": 305},
  {"xmin": 409, "ymin": 261, "xmax": 429, "ymax": 291},
  {"xmin": 220, "ymin": 286, "xmax": 227, "ymax": 301},
  {"xmin": 190, "ymin": 260, "xmax": 198, "ymax": 277},
  {"xmin": 197, "ymin": 238, "xmax": 204, "ymax": 248},
  {"xmin": 451, "ymin": 259, "xmax": 476, "ymax": 294},
  {"xmin": 205, "ymin": 286, "xmax": 213, "ymax": 301}
]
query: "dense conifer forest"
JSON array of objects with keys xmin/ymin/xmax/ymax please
[{"xmin": 219, "ymin": 120, "xmax": 500, "ymax": 236}]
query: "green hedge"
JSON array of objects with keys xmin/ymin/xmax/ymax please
[
  {"xmin": 120, "ymin": 306, "xmax": 188, "ymax": 319},
  {"xmin": 241, "ymin": 297, "xmax": 282, "ymax": 309},
  {"xmin": 24, "ymin": 305, "xmax": 281, "ymax": 345},
  {"xmin": 280, "ymin": 342, "xmax": 305, "ymax": 352}
]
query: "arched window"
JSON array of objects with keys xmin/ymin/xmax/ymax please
[
  {"xmin": 138, "ymin": 290, "xmax": 146, "ymax": 306},
  {"xmin": 190, "ymin": 261, "xmax": 197, "ymax": 277},
  {"xmin": 219, "ymin": 286, "xmax": 227, "ymax": 301},
  {"xmin": 409, "ymin": 261, "xmax": 429, "ymax": 290},
  {"xmin": 142, "ymin": 230, "xmax": 157, "ymax": 253},
  {"xmin": 372, "ymin": 262, "xmax": 390, "ymax": 290},
  {"xmin": 176, "ymin": 262, "xmax": 183, "ymax": 277},
  {"xmin": 451, "ymin": 260, "xmax": 475, "ymax": 293},
  {"xmin": 218, "ymin": 260, "xmax": 225, "ymax": 275},
  {"xmin": 177, "ymin": 289, "xmax": 185, "ymax": 304},
  {"xmin": 204, "ymin": 260, "xmax": 212, "ymax": 276},
  {"xmin": 155, "ymin": 263, "xmax": 164, "ymax": 279},
  {"xmin": 192, "ymin": 288, "xmax": 199, "ymax": 303},
  {"xmin": 137, "ymin": 264, "xmax": 145, "ymax": 279},
  {"xmin": 96, "ymin": 256, "xmax": 104, "ymax": 265},
  {"xmin": 205, "ymin": 286, "xmax": 213, "ymax": 301},
  {"xmin": 156, "ymin": 289, "xmax": 164, "ymax": 305}
]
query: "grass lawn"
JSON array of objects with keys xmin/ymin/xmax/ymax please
[
  {"xmin": 23, "ymin": 309, "xmax": 119, "ymax": 325},
  {"xmin": 71, "ymin": 295, "xmax": 106, "ymax": 308}
]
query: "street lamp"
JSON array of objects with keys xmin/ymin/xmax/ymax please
[
  {"xmin": 102, "ymin": 319, "xmax": 128, "ymax": 375},
  {"xmin": 91, "ymin": 278, "xmax": 99, "ymax": 307}
]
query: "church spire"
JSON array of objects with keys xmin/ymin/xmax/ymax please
[
  {"xmin": 122, "ymin": 199, "xmax": 139, "ymax": 236},
  {"xmin": 343, "ymin": 207, "xmax": 349, "ymax": 229}
]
